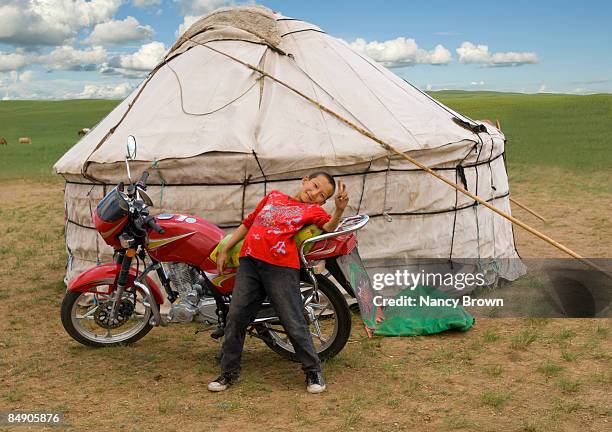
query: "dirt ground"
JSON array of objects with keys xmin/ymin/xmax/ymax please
[{"xmin": 0, "ymin": 173, "xmax": 610, "ymax": 432}]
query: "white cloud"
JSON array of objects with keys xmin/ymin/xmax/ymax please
[
  {"xmin": 470, "ymin": 80, "xmax": 485, "ymax": 86},
  {"xmin": 348, "ymin": 37, "xmax": 452, "ymax": 68},
  {"xmin": 177, "ymin": 15, "xmax": 202, "ymax": 37},
  {"xmin": 0, "ymin": 0, "xmax": 123, "ymax": 46},
  {"xmin": 132, "ymin": 0, "xmax": 161, "ymax": 7},
  {"xmin": 0, "ymin": 51, "xmax": 31, "ymax": 72},
  {"xmin": 77, "ymin": 82, "xmax": 134, "ymax": 99},
  {"xmin": 86, "ymin": 16, "xmax": 154, "ymax": 45},
  {"xmin": 19, "ymin": 70, "xmax": 35, "ymax": 82},
  {"xmin": 456, "ymin": 42, "xmax": 538, "ymax": 67},
  {"xmin": 40, "ymin": 45, "xmax": 108, "ymax": 71},
  {"xmin": 0, "ymin": 73, "xmax": 137, "ymax": 99},
  {"xmin": 109, "ymin": 41, "xmax": 166, "ymax": 72},
  {"xmin": 538, "ymin": 84, "xmax": 547, "ymax": 93}
]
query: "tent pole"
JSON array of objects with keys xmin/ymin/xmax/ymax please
[
  {"xmin": 193, "ymin": 40, "xmax": 611, "ymax": 278},
  {"xmin": 509, "ymin": 197, "xmax": 548, "ymax": 222}
]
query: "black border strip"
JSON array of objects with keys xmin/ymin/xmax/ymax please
[
  {"xmin": 66, "ymin": 219, "xmax": 95, "ymax": 230},
  {"xmin": 66, "ymin": 191, "xmax": 510, "ymax": 232},
  {"xmin": 65, "ymin": 152, "xmax": 505, "ymax": 187}
]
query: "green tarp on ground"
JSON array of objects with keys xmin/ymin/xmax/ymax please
[
  {"xmin": 338, "ymin": 250, "xmax": 474, "ymax": 336},
  {"xmin": 373, "ymin": 285, "xmax": 475, "ymax": 336}
]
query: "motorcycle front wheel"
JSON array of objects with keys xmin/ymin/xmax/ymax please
[
  {"xmin": 257, "ymin": 273, "xmax": 352, "ymax": 362},
  {"xmin": 60, "ymin": 287, "xmax": 153, "ymax": 347}
]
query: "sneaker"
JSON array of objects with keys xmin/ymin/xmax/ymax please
[
  {"xmin": 305, "ymin": 371, "xmax": 326, "ymax": 394},
  {"xmin": 207, "ymin": 372, "xmax": 238, "ymax": 392}
]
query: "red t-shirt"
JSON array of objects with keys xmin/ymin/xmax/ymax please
[{"xmin": 239, "ymin": 190, "xmax": 331, "ymax": 269}]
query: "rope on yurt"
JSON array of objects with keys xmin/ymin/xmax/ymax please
[
  {"xmin": 214, "ymin": 191, "xmax": 511, "ymax": 230},
  {"xmin": 241, "ymin": 174, "xmax": 252, "ymax": 220},
  {"xmin": 280, "ymin": 29, "xmax": 327, "ymax": 38},
  {"xmin": 381, "ymin": 156, "xmax": 393, "ymax": 222},
  {"xmin": 347, "ymin": 43, "xmax": 482, "ymax": 128},
  {"xmin": 356, "ymin": 159, "xmax": 373, "ymax": 214},
  {"xmin": 258, "ymin": 49, "xmax": 268, "ymax": 108},
  {"xmin": 448, "ymin": 168, "xmax": 460, "ymax": 265},
  {"xmin": 280, "ymin": 40, "xmax": 371, "ymax": 131},
  {"xmin": 82, "ymin": 63, "xmax": 163, "ymax": 182},
  {"xmin": 63, "ymin": 200, "xmax": 73, "ymax": 276},
  {"xmin": 472, "ymin": 133, "xmax": 485, "ymax": 264},
  {"xmin": 151, "ymin": 159, "xmax": 167, "ymax": 208},
  {"xmin": 325, "ymin": 41, "xmax": 421, "ymax": 145},
  {"xmin": 485, "ymin": 131, "xmax": 499, "ymax": 257},
  {"xmin": 64, "ymin": 152, "xmax": 504, "ymax": 187},
  {"xmin": 449, "ymin": 148, "xmax": 475, "ymax": 263},
  {"xmin": 167, "ymin": 61, "xmax": 261, "ymax": 116},
  {"xmin": 251, "ymin": 150, "xmax": 268, "ymax": 196},
  {"xmin": 487, "ymin": 132, "xmax": 497, "ymax": 192},
  {"xmin": 86, "ymin": 184, "xmax": 101, "ymax": 265},
  {"xmin": 501, "ymin": 145, "xmax": 523, "ymax": 259},
  {"xmin": 285, "ymin": 34, "xmax": 341, "ymax": 158}
]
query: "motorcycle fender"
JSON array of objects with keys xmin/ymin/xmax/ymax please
[{"xmin": 67, "ymin": 262, "xmax": 165, "ymax": 305}]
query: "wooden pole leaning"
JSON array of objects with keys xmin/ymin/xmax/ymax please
[
  {"xmin": 194, "ymin": 41, "xmax": 611, "ymax": 278},
  {"xmin": 509, "ymin": 197, "xmax": 548, "ymax": 222}
]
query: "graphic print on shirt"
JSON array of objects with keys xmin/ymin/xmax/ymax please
[
  {"xmin": 240, "ymin": 190, "xmax": 331, "ymax": 268},
  {"xmin": 256, "ymin": 202, "xmax": 308, "ymax": 232},
  {"xmin": 271, "ymin": 241, "xmax": 287, "ymax": 255}
]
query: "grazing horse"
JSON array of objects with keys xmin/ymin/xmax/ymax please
[
  {"xmin": 0, "ymin": 137, "xmax": 7, "ymax": 146},
  {"xmin": 19, "ymin": 137, "xmax": 32, "ymax": 144}
]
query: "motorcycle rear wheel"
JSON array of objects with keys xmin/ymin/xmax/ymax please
[
  {"xmin": 257, "ymin": 274, "xmax": 352, "ymax": 362},
  {"xmin": 61, "ymin": 288, "xmax": 153, "ymax": 347}
]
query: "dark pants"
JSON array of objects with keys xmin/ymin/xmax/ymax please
[{"xmin": 220, "ymin": 256, "xmax": 321, "ymax": 375}]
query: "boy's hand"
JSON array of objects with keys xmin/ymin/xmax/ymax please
[
  {"xmin": 334, "ymin": 180, "xmax": 349, "ymax": 211},
  {"xmin": 216, "ymin": 249, "xmax": 228, "ymax": 274}
]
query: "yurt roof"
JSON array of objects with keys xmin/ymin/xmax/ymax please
[{"xmin": 54, "ymin": 6, "xmax": 482, "ymax": 182}]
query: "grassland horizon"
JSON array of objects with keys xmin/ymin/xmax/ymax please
[{"xmin": 1, "ymin": 91, "xmax": 611, "ymax": 189}]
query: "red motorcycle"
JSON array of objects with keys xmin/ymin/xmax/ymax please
[{"xmin": 60, "ymin": 136, "xmax": 369, "ymax": 361}]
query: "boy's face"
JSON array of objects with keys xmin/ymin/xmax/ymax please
[{"xmin": 298, "ymin": 175, "xmax": 334, "ymax": 205}]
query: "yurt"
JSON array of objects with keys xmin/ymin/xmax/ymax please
[{"xmin": 54, "ymin": 6, "xmax": 525, "ymax": 282}]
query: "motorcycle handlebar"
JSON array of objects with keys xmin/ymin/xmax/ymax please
[
  {"xmin": 136, "ymin": 170, "xmax": 149, "ymax": 189},
  {"xmin": 146, "ymin": 216, "xmax": 165, "ymax": 234}
]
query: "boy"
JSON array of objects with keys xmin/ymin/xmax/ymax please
[{"xmin": 208, "ymin": 172, "xmax": 349, "ymax": 394}]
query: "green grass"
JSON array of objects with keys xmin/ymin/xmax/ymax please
[
  {"xmin": 484, "ymin": 364, "xmax": 503, "ymax": 377},
  {"xmin": 481, "ymin": 389, "xmax": 511, "ymax": 409},
  {"xmin": 510, "ymin": 329, "xmax": 539, "ymax": 350},
  {"xmin": 1, "ymin": 92, "xmax": 611, "ymax": 184},
  {"xmin": 537, "ymin": 361, "xmax": 565, "ymax": 376},
  {"xmin": 482, "ymin": 329, "xmax": 501, "ymax": 343},
  {"xmin": 556, "ymin": 378, "xmax": 581, "ymax": 393},
  {"xmin": 0, "ymin": 99, "xmax": 120, "ymax": 180},
  {"xmin": 432, "ymin": 92, "xmax": 612, "ymax": 178}
]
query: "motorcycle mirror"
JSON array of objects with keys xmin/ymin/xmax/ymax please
[
  {"xmin": 138, "ymin": 188, "xmax": 154, "ymax": 206},
  {"xmin": 126, "ymin": 135, "xmax": 137, "ymax": 160}
]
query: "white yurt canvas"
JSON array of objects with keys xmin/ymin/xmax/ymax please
[{"xmin": 54, "ymin": 6, "xmax": 525, "ymax": 282}]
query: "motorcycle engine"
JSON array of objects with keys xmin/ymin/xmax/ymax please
[{"xmin": 164, "ymin": 262, "xmax": 218, "ymax": 325}]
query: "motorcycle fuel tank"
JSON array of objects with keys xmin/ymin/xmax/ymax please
[{"xmin": 146, "ymin": 213, "xmax": 225, "ymax": 270}]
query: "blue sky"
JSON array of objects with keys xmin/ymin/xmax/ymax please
[{"xmin": 1, "ymin": 0, "xmax": 611, "ymax": 99}]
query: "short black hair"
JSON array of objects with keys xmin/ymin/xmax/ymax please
[{"xmin": 309, "ymin": 171, "xmax": 336, "ymax": 196}]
